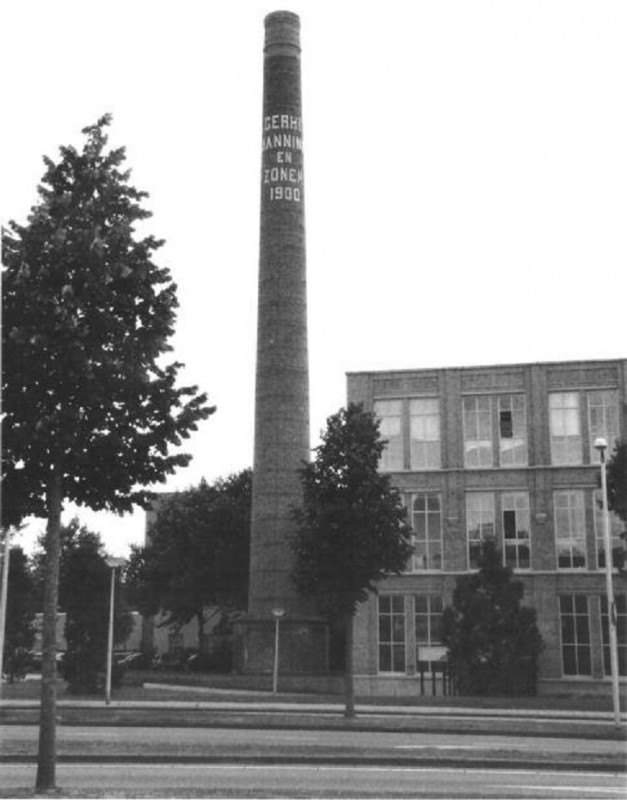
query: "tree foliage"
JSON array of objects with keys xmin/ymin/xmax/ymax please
[
  {"xmin": 2, "ymin": 545, "xmax": 37, "ymax": 682},
  {"xmin": 606, "ymin": 441, "xmax": 627, "ymax": 524},
  {"xmin": 127, "ymin": 469, "xmax": 252, "ymax": 648},
  {"xmin": 291, "ymin": 403, "xmax": 413, "ymax": 715},
  {"xmin": 442, "ymin": 538, "xmax": 544, "ymax": 696},
  {"xmin": 2, "ymin": 114, "xmax": 214, "ymax": 524},
  {"xmin": 1, "ymin": 115, "xmax": 213, "ymax": 790},
  {"xmin": 54, "ymin": 520, "xmax": 133, "ymax": 694}
]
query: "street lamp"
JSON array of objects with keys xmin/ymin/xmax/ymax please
[
  {"xmin": 105, "ymin": 556, "xmax": 126, "ymax": 706},
  {"xmin": 0, "ymin": 528, "xmax": 12, "ymax": 698},
  {"xmin": 271, "ymin": 607, "xmax": 285, "ymax": 695},
  {"xmin": 594, "ymin": 437, "xmax": 622, "ymax": 729}
]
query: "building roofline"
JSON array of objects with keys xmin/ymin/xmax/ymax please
[{"xmin": 346, "ymin": 356, "xmax": 626, "ymax": 378}]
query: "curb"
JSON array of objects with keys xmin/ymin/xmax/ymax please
[{"xmin": 1, "ymin": 754, "xmax": 625, "ymax": 773}]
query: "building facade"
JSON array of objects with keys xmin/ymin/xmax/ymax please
[{"xmin": 347, "ymin": 359, "xmax": 627, "ymax": 696}]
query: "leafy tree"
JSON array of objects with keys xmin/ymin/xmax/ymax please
[
  {"xmin": 442, "ymin": 538, "xmax": 544, "ymax": 696},
  {"xmin": 2, "ymin": 545, "xmax": 37, "ymax": 682},
  {"xmin": 55, "ymin": 520, "xmax": 133, "ymax": 694},
  {"xmin": 127, "ymin": 469, "xmax": 252, "ymax": 650},
  {"xmin": 291, "ymin": 404, "xmax": 413, "ymax": 717},
  {"xmin": 606, "ymin": 441, "xmax": 627, "ymax": 524},
  {"xmin": 1, "ymin": 115, "xmax": 213, "ymax": 791}
]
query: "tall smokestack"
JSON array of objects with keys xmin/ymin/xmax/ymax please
[{"xmin": 235, "ymin": 11, "xmax": 327, "ymax": 675}]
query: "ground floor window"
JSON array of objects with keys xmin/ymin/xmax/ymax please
[
  {"xmin": 414, "ymin": 595, "xmax": 444, "ymax": 672},
  {"xmin": 378, "ymin": 595, "xmax": 406, "ymax": 673},
  {"xmin": 601, "ymin": 594, "xmax": 627, "ymax": 677},
  {"xmin": 559, "ymin": 595, "xmax": 591, "ymax": 676}
]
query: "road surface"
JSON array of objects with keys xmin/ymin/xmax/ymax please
[
  {"xmin": 1, "ymin": 724, "xmax": 625, "ymax": 766},
  {"xmin": 1, "ymin": 762, "xmax": 626, "ymax": 798}
]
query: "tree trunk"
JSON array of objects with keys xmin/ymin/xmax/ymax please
[
  {"xmin": 35, "ymin": 470, "xmax": 63, "ymax": 793},
  {"xmin": 344, "ymin": 613, "xmax": 356, "ymax": 719},
  {"xmin": 197, "ymin": 610, "xmax": 205, "ymax": 653}
]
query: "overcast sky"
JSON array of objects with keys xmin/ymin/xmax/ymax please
[{"xmin": 2, "ymin": 0, "xmax": 626, "ymax": 556}]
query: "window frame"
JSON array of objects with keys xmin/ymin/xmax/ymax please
[
  {"xmin": 593, "ymin": 488, "xmax": 624, "ymax": 570},
  {"xmin": 378, "ymin": 594, "xmax": 407, "ymax": 674},
  {"xmin": 498, "ymin": 394, "xmax": 528, "ymax": 467},
  {"xmin": 407, "ymin": 492, "xmax": 443, "ymax": 572},
  {"xmin": 588, "ymin": 390, "xmax": 619, "ymax": 465},
  {"xmin": 462, "ymin": 395, "xmax": 493, "ymax": 468},
  {"xmin": 558, "ymin": 594, "xmax": 592, "ymax": 677},
  {"xmin": 600, "ymin": 594, "xmax": 627, "ymax": 677},
  {"xmin": 549, "ymin": 392, "xmax": 582, "ymax": 466},
  {"xmin": 414, "ymin": 595, "xmax": 445, "ymax": 673},
  {"xmin": 554, "ymin": 490, "xmax": 587, "ymax": 570},
  {"xmin": 466, "ymin": 492, "xmax": 496, "ymax": 569},
  {"xmin": 374, "ymin": 399, "xmax": 404, "ymax": 472},
  {"xmin": 502, "ymin": 491, "xmax": 531, "ymax": 570},
  {"xmin": 409, "ymin": 397, "xmax": 441, "ymax": 470}
]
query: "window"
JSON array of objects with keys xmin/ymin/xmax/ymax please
[
  {"xmin": 554, "ymin": 491, "xmax": 586, "ymax": 569},
  {"xmin": 409, "ymin": 398, "xmax": 441, "ymax": 469},
  {"xmin": 378, "ymin": 595, "xmax": 406, "ymax": 673},
  {"xmin": 593, "ymin": 489, "xmax": 624, "ymax": 570},
  {"xmin": 466, "ymin": 493, "xmax": 495, "ymax": 569},
  {"xmin": 463, "ymin": 396, "xmax": 493, "ymax": 467},
  {"xmin": 168, "ymin": 631, "xmax": 184, "ymax": 652},
  {"xmin": 498, "ymin": 395, "xmax": 527, "ymax": 466},
  {"xmin": 549, "ymin": 393, "xmax": 582, "ymax": 465},
  {"xmin": 588, "ymin": 391, "xmax": 619, "ymax": 464},
  {"xmin": 409, "ymin": 493, "xmax": 442, "ymax": 571},
  {"xmin": 600, "ymin": 595, "xmax": 627, "ymax": 677},
  {"xmin": 502, "ymin": 492, "xmax": 530, "ymax": 570},
  {"xmin": 374, "ymin": 400, "xmax": 403, "ymax": 471},
  {"xmin": 559, "ymin": 595, "xmax": 591, "ymax": 676},
  {"xmin": 414, "ymin": 595, "xmax": 444, "ymax": 672}
]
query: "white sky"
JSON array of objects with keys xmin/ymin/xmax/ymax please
[{"xmin": 2, "ymin": 0, "xmax": 626, "ymax": 557}]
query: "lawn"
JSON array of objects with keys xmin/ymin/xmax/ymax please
[{"xmin": 1, "ymin": 672, "xmax": 620, "ymax": 712}]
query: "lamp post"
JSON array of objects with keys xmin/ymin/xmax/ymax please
[
  {"xmin": 594, "ymin": 437, "xmax": 622, "ymax": 729},
  {"xmin": 271, "ymin": 608, "xmax": 285, "ymax": 695},
  {"xmin": 0, "ymin": 528, "xmax": 11, "ymax": 697},
  {"xmin": 105, "ymin": 556, "xmax": 126, "ymax": 706}
]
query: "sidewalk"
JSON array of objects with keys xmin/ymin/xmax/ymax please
[{"xmin": 2, "ymin": 685, "xmax": 626, "ymax": 742}]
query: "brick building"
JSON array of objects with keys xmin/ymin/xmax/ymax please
[{"xmin": 347, "ymin": 358, "xmax": 627, "ymax": 696}]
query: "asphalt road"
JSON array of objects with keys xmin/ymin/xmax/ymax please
[
  {"xmin": 1, "ymin": 762, "xmax": 626, "ymax": 798},
  {"xmin": 2, "ymin": 724, "xmax": 625, "ymax": 769}
]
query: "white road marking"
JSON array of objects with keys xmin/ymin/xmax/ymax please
[
  {"xmin": 395, "ymin": 743, "xmax": 500, "ymax": 750},
  {"xmin": 494, "ymin": 785, "xmax": 626, "ymax": 796}
]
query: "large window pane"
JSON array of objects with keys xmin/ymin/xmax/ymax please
[
  {"xmin": 409, "ymin": 398, "xmax": 441, "ymax": 470},
  {"xmin": 378, "ymin": 594, "xmax": 406, "ymax": 673},
  {"xmin": 600, "ymin": 594, "xmax": 627, "ymax": 676},
  {"xmin": 414, "ymin": 595, "xmax": 445, "ymax": 672},
  {"xmin": 463, "ymin": 396, "xmax": 493, "ymax": 468},
  {"xmin": 550, "ymin": 393, "xmax": 582, "ymax": 465},
  {"xmin": 502, "ymin": 492, "xmax": 530, "ymax": 570},
  {"xmin": 554, "ymin": 491, "xmax": 586, "ymax": 570},
  {"xmin": 588, "ymin": 391, "xmax": 619, "ymax": 464},
  {"xmin": 499, "ymin": 394, "xmax": 528, "ymax": 466},
  {"xmin": 466, "ymin": 493, "xmax": 495, "ymax": 569},
  {"xmin": 559, "ymin": 595, "xmax": 591, "ymax": 676},
  {"xmin": 409, "ymin": 493, "xmax": 442, "ymax": 571},
  {"xmin": 375, "ymin": 400, "xmax": 403, "ymax": 472}
]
